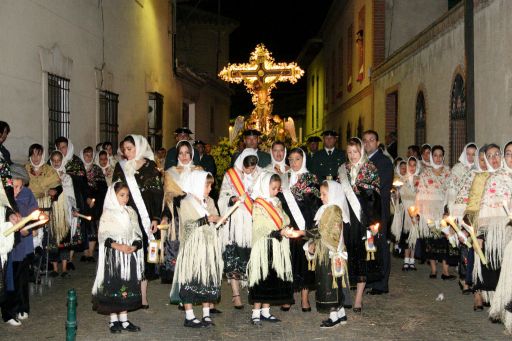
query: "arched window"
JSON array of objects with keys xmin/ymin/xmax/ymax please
[
  {"xmin": 357, "ymin": 115, "xmax": 364, "ymax": 138},
  {"xmin": 449, "ymin": 74, "xmax": 467, "ymax": 165},
  {"xmin": 346, "ymin": 121, "xmax": 352, "ymax": 143},
  {"xmin": 415, "ymin": 91, "xmax": 426, "ymax": 146}
]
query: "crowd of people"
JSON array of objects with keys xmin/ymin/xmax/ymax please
[{"xmin": 0, "ymin": 119, "xmax": 511, "ymax": 335}]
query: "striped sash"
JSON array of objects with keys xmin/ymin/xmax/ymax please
[
  {"xmin": 254, "ymin": 198, "xmax": 283, "ymax": 230},
  {"xmin": 227, "ymin": 168, "xmax": 253, "ymax": 213}
]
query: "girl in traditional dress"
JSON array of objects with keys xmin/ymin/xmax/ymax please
[
  {"xmin": 416, "ymin": 145, "xmax": 455, "ymax": 279},
  {"xmin": 308, "ymin": 180, "xmax": 349, "ymax": 329},
  {"xmin": 79, "ymin": 146, "xmax": 107, "ymax": 263},
  {"xmin": 278, "ymin": 147, "xmax": 320, "ymax": 312},
  {"xmin": 420, "ymin": 144, "xmax": 432, "ymax": 169},
  {"xmin": 49, "ymin": 151, "xmax": 80, "ymax": 277},
  {"xmin": 112, "ymin": 135, "xmax": 164, "ymax": 308},
  {"xmin": 96, "ymin": 150, "xmax": 114, "ymax": 186},
  {"xmin": 170, "ymin": 170, "xmax": 222, "ymax": 328},
  {"xmin": 247, "ymin": 172, "xmax": 293, "ymax": 325},
  {"xmin": 219, "ymin": 148, "xmax": 260, "ymax": 309},
  {"xmin": 92, "ymin": 182, "xmax": 144, "ymax": 333},
  {"xmin": 391, "ymin": 157, "xmax": 420, "ymax": 271},
  {"xmin": 337, "ymin": 137, "xmax": 381, "ymax": 312},
  {"xmin": 162, "ymin": 140, "xmax": 202, "ymax": 282},
  {"xmin": 473, "ymin": 143, "xmax": 512, "ymax": 306}
]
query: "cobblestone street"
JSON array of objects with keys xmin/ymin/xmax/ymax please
[{"xmin": 0, "ymin": 256, "xmax": 508, "ymax": 341}]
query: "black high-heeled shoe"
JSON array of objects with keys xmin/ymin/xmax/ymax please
[
  {"xmin": 232, "ymin": 295, "xmax": 244, "ymax": 309},
  {"xmin": 473, "ymin": 305, "xmax": 483, "ymax": 312},
  {"xmin": 353, "ymin": 306, "xmax": 362, "ymax": 313}
]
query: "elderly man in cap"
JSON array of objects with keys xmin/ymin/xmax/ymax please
[
  {"xmin": 164, "ymin": 127, "xmax": 200, "ymax": 170},
  {"xmin": 230, "ymin": 129, "xmax": 271, "ymax": 167},
  {"xmin": 194, "ymin": 140, "xmax": 217, "ymax": 178},
  {"xmin": 310, "ymin": 130, "xmax": 346, "ymax": 181}
]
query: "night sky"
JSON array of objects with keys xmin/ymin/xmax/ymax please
[{"xmin": 190, "ymin": 0, "xmax": 333, "ymax": 118}]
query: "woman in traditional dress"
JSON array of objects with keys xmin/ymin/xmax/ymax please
[
  {"xmin": 96, "ymin": 150, "xmax": 115, "ymax": 186},
  {"xmin": 391, "ymin": 157, "xmax": 420, "ymax": 271},
  {"xmin": 112, "ymin": 135, "xmax": 164, "ymax": 308},
  {"xmin": 308, "ymin": 180, "xmax": 349, "ymax": 328},
  {"xmin": 170, "ymin": 170, "xmax": 222, "ymax": 328},
  {"xmin": 162, "ymin": 140, "xmax": 202, "ymax": 283},
  {"xmin": 420, "ymin": 144, "xmax": 432, "ymax": 169},
  {"xmin": 25, "ymin": 144, "xmax": 61, "ymax": 250},
  {"xmin": 48, "ymin": 151, "xmax": 80, "ymax": 277},
  {"xmin": 416, "ymin": 145, "xmax": 455, "ymax": 279},
  {"xmin": 265, "ymin": 141, "xmax": 289, "ymax": 184},
  {"xmin": 79, "ymin": 146, "xmax": 107, "ymax": 263},
  {"xmin": 92, "ymin": 182, "xmax": 144, "ymax": 333},
  {"xmin": 279, "ymin": 147, "xmax": 321, "ymax": 312},
  {"xmin": 218, "ymin": 148, "xmax": 260, "ymax": 309},
  {"xmin": 489, "ymin": 141, "xmax": 512, "ymax": 331},
  {"xmin": 337, "ymin": 137, "xmax": 381, "ymax": 312},
  {"xmin": 247, "ymin": 172, "xmax": 293, "ymax": 325},
  {"xmin": 473, "ymin": 143, "xmax": 512, "ymax": 306}
]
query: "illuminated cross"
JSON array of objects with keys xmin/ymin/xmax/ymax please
[{"xmin": 219, "ymin": 44, "xmax": 304, "ymax": 106}]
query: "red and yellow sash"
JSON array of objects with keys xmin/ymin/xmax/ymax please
[
  {"xmin": 227, "ymin": 168, "xmax": 253, "ymax": 213},
  {"xmin": 254, "ymin": 198, "xmax": 283, "ymax": 230}
]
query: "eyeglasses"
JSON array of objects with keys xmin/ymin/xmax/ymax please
[{"xmin": 486, "ymin": 152, "xmax": 501, "ymax": 159}]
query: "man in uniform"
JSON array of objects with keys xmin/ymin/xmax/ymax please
[
  {"xmin": 310, "ymin": 130, "xmax": 346, "ymax": 181},
  {"xmin": 195, "ymin": 140, "xmax": 217, "ymax": 178},
  {"xmin": 164, "ymin": 127, "xmax": 200, "ymax": 169},
  {"xmin": 230, "ymin": 130, "xmax": 271, "ymax": 168},
  {"xmin": 304, "ymin": 136, "xmax": 321, "ymax": 169}
]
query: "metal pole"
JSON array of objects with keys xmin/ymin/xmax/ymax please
[
  {"xmin": 464, "ymin": 0, "xmax": 475, "ymax": 141},
  {"xmin": 66, "ymin": 288, "xmax": 77, "ymax": 341}
]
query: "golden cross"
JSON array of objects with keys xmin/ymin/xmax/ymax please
[{"xmin": 219, "ymin": 44, "xmax": 304, "ymax": 105}]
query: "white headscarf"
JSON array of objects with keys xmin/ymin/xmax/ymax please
[
  {"xmin": 187, "ymin": 170, "xmax": 210, "ymax": 216},
  {"xmin": 406, "ymin": 156, "xmax": 420, "ymax": 187},
  {"xmin": 177, "ymin": 140, "xmax": 195, "ymax": 169},
  {"xmin": 421, "ymin": 144, "xmax": 431, "ymax": 166},
  {"xmin": 348, "ymin": 137, "xmax": 368, "ymax": 186},
  {"xmin": 234, "ymin": 148, "xmax": 258, "ymax": 172},
  {"xmin": 58, "ymin": 139, "xmax": 75, "ymax": 167},
  {"xmin": 252, "ymin": 171, "xmax": 279, "ymax": 205},
  {"xmin": 458, "ymin": 142, "xmax": 478, "ymax": 168},
  {"xmin": 271, "ymin": 145, "xmax": 287, "ymax": 173},
  {"xmin": 395, "ymin": 160, "xmax": 407, "ymax": 178},
  {"xmin": 429, "ymin": 147, "xmax": 446, "ymax": 170},
  {"xmin": 79, "ymin": 148, "xmax": 94, "ymax": 171},
  {"xmin": 94, "ymin": 151, "xmax": 112, "ymax": 173},
  {"xmin": 484, "ymin": 144, "xmax": 502, "ymax": 173},
  {"xmin": 29, "ymin": 150, "xmax": 46, "ymax": 171},
  {"xmin": 474, "ymin": 147, "xmax": 487, "ymax": 173},
  {"xmin": 314, "ymin": 180, "xmax": 350, "ymax": 224},
  {"xmin": 122, "ymin": 135, "xmax": 154, "ymax": 176},
  {"xmin": 102, "ymin": 183, "xmax": 131, "ymax": 230},
  {"xmin": 502, "ymin": 141, "xmax": 512, "ymax": 173},
  {"xmin": 289, "ymin": 148, "xmax": 309, "ymax": 187},
  {"xmin": 50, "ymin": 151, "xmax": 66, "ymax": 174}
]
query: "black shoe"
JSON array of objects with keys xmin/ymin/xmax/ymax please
[
  {"xmin": 302, "ymin": 307, "xmax": 312, "ymax": 312},
  {"xmin": 121, "ymin": 321, "xmax": 141, "ymax": 332},
  {"xmin": 201, "ymin": 316, "xmax": 215, "ymax": 326},
  {"xmin": 429, "ymin": 273, "xmax": 437, "ymax": 279},
  {"xmin": 80, "ymin": 256, "xmax": 87, "ymax": 262},
  {"xmin": 260, "ymin": 314, "xmax": 281, "ymax": 322},
  {"xmin": 483, "ymin": 302, "xmax": 491, "ymax": 307},
  {"xmin": 441, "ymin": 274, "xmax": 456, "ymax": 280},
  {"xmin": 184, "ymin": 318, "xmax": 204, "ymax": 328},
  {"xmin": 280, "ymin": 306, "xmax": 291, "ymax": 312},
  {"xmin": 473, "ymin": 305, "xmax": 484, "ymax": 312},
  {"xmin": 462, "ymin": 288, "xmax": 473, "ymax": 295},
  {"xmin": 67, "ymin": 262, "xmax": 75, "ymax": 271},
  {"xmin": 489, "ymin": 317, "xmax": 501, "ymax": 324},
  {"xmin": 109, "ymin": 321, "xmax": 122, "ymax": 333},
  {"xmin": 49, "ymin": 271, "xmax": 59, "ymax": 278},
  {"xmin": 87, "ymin": 256, "xmax": 95, "ymax": 263},
  {"xmin": 367, "ymin": 289, "xmax": 388, "ymax": 295},
  {"xmin": 209, "ymin": 308, "xmax": 222, "ymax": 314},
  {"xmin": 409, "ymin": 264, "xmax": 417, "ymax": 271},
  {"xmin": 320, "ymin": 318, "xmax": 341, "ymax": 329},
  {"xmin": 141, "ymin": 304, "xmax": 149, "ymax": 310},
  {"xmin": 61, "ymin": 272, "xmax": 69, "ymax": 278},
  {"xmin": 338, "ymin": 315, "xmax": 348, "ymax": 324},
  {"xmin": 402, "ymin": 264, "xmax": 409, "ymax": 271},
  {"xmin": 353, "ymin": 306, "xmax": 362, "ymax": 313}
]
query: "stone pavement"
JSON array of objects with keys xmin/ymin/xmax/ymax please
[{"xmin": 0, "ymin": 256, "xmax": 509, "ymax": 341}]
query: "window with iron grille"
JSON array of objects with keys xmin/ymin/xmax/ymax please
[
  {"xmin": 415, "ymin": 91, "xmax": 426, "ymax": 146},
  {"xmin": 449, "ymin": 74, "xmax": 467, "ymax": 166},
  {"xmin": 99, "ymin": 90, "xmax": 119, "ymax": 147},
  {"xmin": 148, "ymin": 92, "xmax": 163, "ymax": 150},
  {"xmin": 48, "ymin": 73, "xmax": 70, "ymax": 150}
]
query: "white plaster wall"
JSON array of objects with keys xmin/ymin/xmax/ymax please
[{"xmin": 0, "ymin": 0, "xmax": 181, "ymax": 163}]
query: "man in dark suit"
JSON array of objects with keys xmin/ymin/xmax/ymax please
[
  {"xmin": 230, "ymin": 129, "xmax": 271, "ymax": 168},
  {"xmin": 386, "ymin": 131, "xmax": 398, "ymax": 160},
  {"xmin": 164, "ymin": 127, "xmax": 200, "ymax": 169},
  {"xmin": 310, "ymin": 130, "xmax": 346, "ymax": 181},
  {"xmin": 194, "ymin": 140, "xmax": 217, "ymax": 177},
  {"xmin": 304, "ymin": 136, "xmax": 321, "ymax": 169},
  {"xmin": 363, "ymin": 130, "xmax": 393, "ymax": 295}
]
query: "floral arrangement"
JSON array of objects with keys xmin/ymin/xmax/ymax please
[{"xmin": 211, "ymin": 137, "xmax": 237, "ymax": 188}]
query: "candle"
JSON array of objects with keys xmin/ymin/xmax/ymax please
[
  {"xmin": 3, "ymin": 209, "xmax": 41, "ymax": 236},
  {"xmin": 461, "ymin": 221, "xmax": 488, "ymax": 265},
  {"xmin": 407, "ymin": 206, "xmax": 418, "ymax": 218},
  {"xmin": 22, "ymin": 218, "xmax": 49, "ymax": 232},
  {"xmin": 215, "ymin": 194, "xmax": 246, "ymax": 229},
  {"xmin": 157, "ymin": 224, "xmax": 170, "ymax": 230},
  {"xmin": 76, "ymin": 213, "xmax": 92, "ymax": 221},
  {"xmin": 393, "ymin": 180, "xmax": 404, "ymax": 187}
]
